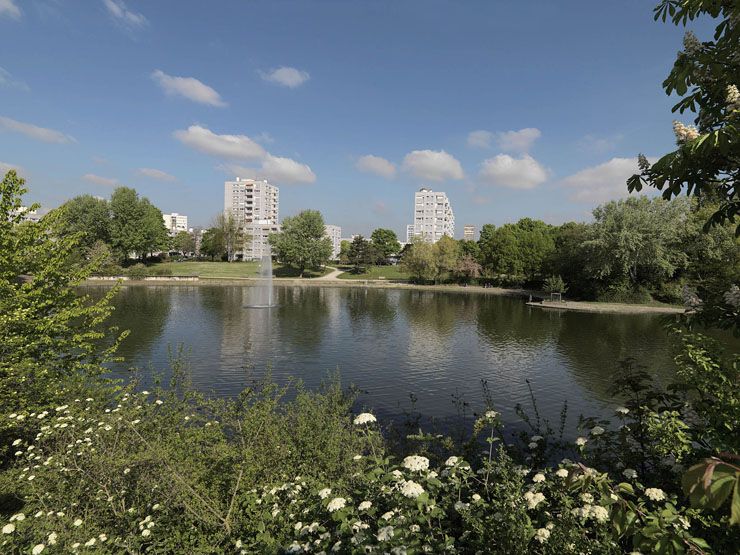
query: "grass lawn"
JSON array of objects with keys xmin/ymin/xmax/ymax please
[
  {"xmin": 156, "ymin": 261, "xmax": 329, "ymax": 278},
  {"xmin": 337, "ymin": 265, "xmax": 409, "ymax": 281}
]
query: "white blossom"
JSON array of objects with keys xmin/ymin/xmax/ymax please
[
  {"xmin": 402, "ymin": 455, "xmax": 429, "ymax": 472},
  {"xmin": 327, "ymin": 497, "xmax": 346, "ymax": 512},
  {"xmin": 318, "ymin": 488, "xmax": 332, "ymax": 499},
  {"xmin": 32, "ymin": 544, "xmax": 45, "ymax": 554},
  {"xmin": 534, "ymin": 528, "xmax": 550, "ymax": 543},
  {"xmin": 142, "ymin": 529, "xmax": 151, "ymax": 537},
  {"xmin": 727, "ymin": 85, "xmax": 740, "ymax": 111},
  {"xmin": 2, "ymin": 524, "xmax": 14, "ymax": 534},
  {"xmin": 555, "ymin": 468, "xmax": 569, "ymax": 478},
  {"xmin": 532, "ymin": 473, "xmax": 545, "ymax": 483},
  {"xmin": 589, "ymin": 505, "xmax": 609, "ymax": 523},
  {"xmin": 353, "ymin": 413, "xmax": 377, "ymax": 425},
  {"xmin": 645, "ymin": 488, "xmax": 666, "ymax": 501},
  {"xmin": 358, "ymin": 501, "xmax": 372, "ymax": 511},
  {"xmin": 377, "ymin": 526, "xmax": 394, "ymax": 542},
  {"xmin": 590, "ymin": 426, "xmax": 605, "ymax": 436},
  {"xmin": 444, "ymin": 456, "xmax": 459, "ymax": 467},
  {"xmin": 615, "ymin": 406, "xmax": 630, "ymax": 415},
  {"xmin": 623, "ymin": 468, "xmax": 638, "ymax": 479},
  {"xmin": 575, "ymin": 437, "xmax": 587, "ymax": 446},
  {"xmin": 523, "ymin": 491, "xmax": 545, "ymax": 510},
  {"xmin": 400, "ymin": 480, "xmax": 425, "ymax": 498},
  {"xmin": 673, "ymin": 120, "xmax": 699, "ymax": 143}
]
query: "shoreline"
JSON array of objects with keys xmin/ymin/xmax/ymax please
[{"xmin": 84, "ymin": 277, "xmax": 685, "ymax": 314}]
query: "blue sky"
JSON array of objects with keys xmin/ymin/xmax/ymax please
[{"xmin": 0, "ymin": 0, "xmax": 713, "ymax": 237}]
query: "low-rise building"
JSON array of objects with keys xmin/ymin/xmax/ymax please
[{"xmin": 163, "ymin": 212, "xmax": 188, "ymax": 235}]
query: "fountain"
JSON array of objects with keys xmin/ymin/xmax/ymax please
[{"xmin": 244, "ymin": 251, "xmax": 277, "ymax": 308}]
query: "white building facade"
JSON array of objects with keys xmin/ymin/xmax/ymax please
[
  {"xmin": 409, "ymin": 187, "xmax": 454, "ymax": 243},
  {"xmin": 224, "ymin": 178, "xmax": 280, "ymax": 260},
  {"xmin": 463, "ymin": 224, "xmax": 477, "ymax": 241},
  {"xmin": 162, "ymin": 212, "xmax": 188, "ymax": 235},
  {"xmin": 324, "ymin": 225, "xmax": 342, "ymax": 260}
]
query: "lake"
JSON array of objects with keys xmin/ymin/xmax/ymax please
[{"xmin": 86, "ymin": 284, "xmax": 685, "ymax": 432}]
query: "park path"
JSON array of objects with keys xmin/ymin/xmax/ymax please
[{"xmin": 316, "ymin": 266, "xmax": 345, "ymax": 280}]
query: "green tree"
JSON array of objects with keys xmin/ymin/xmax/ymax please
[
  {"xmin": 214, "ymin": 212, "xmax": 244, "ymax": 262},
  {"xmin": 454, "ymin": 254, "xmax": 482, "ymax": 283},
  {"xmin": 171, "ymin": 230, "xmax": 196, "ymax": 255},
  {"xmin": 583, "ymin": 197, "xmax": 691, "ymax": 294},
  {"xmin": 200, "ymin": 227, "xmax": 225, "ymax": 261},
  {"xmin": 269, "ymin": 210, "xmax": 333, "ymax": 276},
  {"xmin": 338, "ymin": 240, "xmax": 351, "ymax": 265},
  {"xmin": 627, "ymin": 1, "xmax": 740, "ymax": 235},
  {"xmin": 48, "ymin": 194, "xmax": 110, "ymax": 250},
  {"xmin": 109, "ymin": 187, "xmax": 168, "ymax": 262},
  {"xmin": 0, "ymin": 170, "xmax": 122, "ymax": 423},
  {"xmin": 478, "ymin": 219, "xmax": 555, "ymax": 281},
  {"xmin": 347, "ymin": 235, "xmax": 374, "ymax": 273},
  {"xmin": 370, "ymin": 228, "xmax": 401, "ymax": 263},
  {"xmin": 432, "ymin": 235, "xmax": 461, "ymax": 283},
  {"xmin": 400, "ymin": 238, "xmax": 436, "ymax": 283}
]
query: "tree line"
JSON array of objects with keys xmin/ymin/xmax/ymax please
[{"xmin": 400, "ymin": 196, "xmax": 739, "ymax": 304}]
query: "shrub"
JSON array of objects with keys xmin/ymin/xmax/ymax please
[{"xmin": 125, "ymin": 264, "xmax": 148, "ymax": 280}]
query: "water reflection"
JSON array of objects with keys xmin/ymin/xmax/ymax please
[{"xmin": 80, "ymin": 285, "xmax": 710, "ymax": 428}]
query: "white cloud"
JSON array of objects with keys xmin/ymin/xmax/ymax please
[
  {"xmin": 137, "ymin": 167, "xmax": 177, "ymax": 182},
  {"xmin": 467, "ymin": 130, "xmax": 493, "ymax": 149},
  {"xmin": 259, "ymin": 66, "xmax": 310, "ymax": 88},
  {"xmin": 0, "ymin": 67, "xmax": 29, "ymax": 91},
  {"xmin": 0, "ymin": 116, "xmax": 74, "ymax": 144},
  {"xmin": 83, "ymin": 173, "xmax": 118, "ymax": 187},
  {"xmin": 561, "ymin": 157, "xmax": 654, "ymax": 203},
  {"xmin": 479, "ymin": 154, "xmax": 548, "ymax": 190},
  {"xmin": 496, "ymin": 128, "xmax": 541, "ymax": 153},
  {"xmin": 0, "ymin": 0, "xmax": 21, "ymax": 19},
  {"xmin": 151, "ymin": 70, "xmax": 226, "ymax": 107},
  {"xmin": 173, "ymin": 125, "xmax": 266, "ymax": 160},
  {"xmin": 402, "ymin": 150, "xmax": 464, "ymax": 182},
  {"xmin": 102, "ymin": 0, "xmax": 147, "ymax": 29},
  {"xmin": 356, "ymin": 155, "xmax": 396, "ymax": 179},
  {"xmin": 259, "ymin": 155, "xmax": 316, "ymax": 184},
  {"xmin": 220, "ymin": 156, "xmax": 316, "ymax": 185}
]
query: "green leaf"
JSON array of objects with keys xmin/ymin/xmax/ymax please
[{"xmin": 731, "ymin": 477, "xmax": 740, "ymax": 526}]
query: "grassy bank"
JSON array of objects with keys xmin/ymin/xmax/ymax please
[
  {"xmin": 336, "ymin": 265, "xmax": 409, "ymax": 281},
  {"xmin": 154, "ymin": 261, "xmax": 330, "ymax": 278}
]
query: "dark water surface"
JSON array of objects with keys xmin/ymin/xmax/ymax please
[{"xmin": 86, "ymin": 284, "xmax": 687, "ymax": 429}]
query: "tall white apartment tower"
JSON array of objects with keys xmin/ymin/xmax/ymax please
[
  {"xmin": 411, "ymin": 187, "xmax": 454, "ymax": 243},
  {"xmin": 223, "ymin": 178, "xmax": 280, "ymax": 260},
  {"xmin": 324, "ymin": 225, "xmax": 342, "ymax": 260}
]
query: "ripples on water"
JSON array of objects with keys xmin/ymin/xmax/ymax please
[{"xmin": 88, "ymin": 284, "xmax": 684, "ymax": 430}]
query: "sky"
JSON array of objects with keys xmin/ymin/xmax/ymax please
[{"xmin": 0, "ymin": 0, "xmax": 714, "ymax": 237}]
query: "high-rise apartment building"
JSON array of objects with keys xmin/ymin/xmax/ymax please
[
  {"xmin": 324, "ymin": 225, "xmax": 342, "ymax": 260},
  {"xmin": 406, "ymin": 224, "xmax": 418, "ymax": 243},
  {"xmin": 224, "ymin": 178, "xmax": 280, "ymax": 260},
  {"xmin": 463, "ymin": 225, "xmax": 477, "ymax": 242},
  {"xmin": 162, "ymin": 212, "xmax": 188, "ymax": 235},
  {"xmin": 409, "ymin": 187, "xmax": 454, "ymax": 243},
  {"xmin": 224, "ymin": 178, "xmax": 279, "ymax": 226}
]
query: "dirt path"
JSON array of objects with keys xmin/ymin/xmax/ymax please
[{"xmin": 315, "ymin": 266, "xmax": 345, "ymax": 280}]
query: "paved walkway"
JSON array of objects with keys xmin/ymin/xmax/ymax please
[{"xmin": 316, "ymin": 266, "xmax": 345, "ymax": 280}]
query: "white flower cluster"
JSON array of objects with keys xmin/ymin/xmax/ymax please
[
  {"xmin": 353, "ymin": 413, "xmax": 376, "ymax": 426},
  {"xmin": 534, "ymin": 527, "xmax": 550, "ymax": 543},
  {"xmin": 645, "ymin": 488, "xmax": 666, "ymax": 502},
  {"xmin": 727, "ymin": 85, "xmax": 740, "ymax": 112},
  {"xmin": 572, "ymin": 504, "xmax": 609, "ymax": 523},
  {"xmin": 723, "ymin": 285, "xmax": 740, "ymax": 309},
  {"xmin": 402, "ymin": 455, "xmax": 429, "ymax": 472},
  {"xmin": 523, "ymin": 491, "xmax": 545, "ymax": 510},
  {"xmin": 399, "ymin": 480, "xmax": 425, "ymax": 499},
  {"xmin": 590, "ymin": 426, "xmax": 605, "ymax": 436},
  {"xmin": 673, "ymin": 120, "xmax": 700, "ymax": 143},
  {"xmin": 326, "ymin": 497, "xmax": 346, "ymax": 512}
]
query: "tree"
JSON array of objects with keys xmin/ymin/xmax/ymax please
[
  {"xmin": 171, "ymin": 230, "xmax": 196, "ymax": 255},
  {"xmin": 400, "ymin": 238, "xmax": 436, "ymax": 283},
  {"xmin": 347, "ymin": 235, "xmax": 374, "ymax": 273},
  {"xmin": 338, "ymin": 240, "xmax": 351, "ymax": 265},
  {"xmin": 49, "ymin": 194, "xmax": 110, "ymax": 250},
  {"xmin": 269, "ymin": 210, "xmax": 333, "ymax": 276},
  {"xmin": 200, "ymin": 227, "xmax": 225, "ymax": 261},
  {"xmin": 109, "ymin": 187, "xmax": 168, "ymax": 262},
  {"xmin": 478, "ymin": 219, "xmax": 555, "ymax": 281},
  {"xmin": 0, "ymin": 170, "xmax": 122, "ymax": 419},
  {"xmin": 432, "ymin": 235, "xmax": 461, "ymax": 283},
  {"xmin": 370, "ymin": 228, "xmax": 401, "ymax": 263},
  {"xmin": 214, "ymin": 212, "xmax": 244, "ymax": 262},
  {"xmin": 582, "ymin": 197, "xmax": 691, "ymax": 293},
  {"xmin": 627, "ymin": 2, "xmax": 740, "ymax": 235},
  {"xmin": 454, "ymin": 254, "xmax": 482, "ymax": 283}
]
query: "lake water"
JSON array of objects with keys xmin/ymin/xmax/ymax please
[{"xmin": 87, "ymin": 284, "xmax": 685, "ymax": 432}]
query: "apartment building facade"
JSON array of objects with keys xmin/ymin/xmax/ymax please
[
  {"xmin": 162, "ymin": 212, "xmax": 188, "ymax": 235},
  {"xmin": 409, "ymin": 187, "xmax": 455, "ymax": 243},
  {"xmin": 324, "ymin": 224, "xmax": 342, "ymax": 260},
  {"xmin": 223, "ymin": 178, "xmax": 280, "ymax": 260},
  {"xmin": 463, "ymin": 224, "xmax": 477, "ymax": 241}
]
